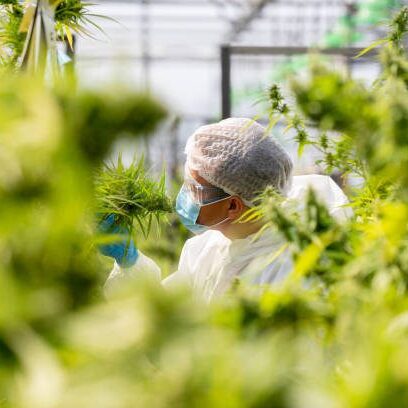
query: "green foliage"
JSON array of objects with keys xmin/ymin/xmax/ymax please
[
  {"xmin": 137, "ymin": 211, "xmax": 190, "ymax": 278},
  {"xmin": 267, "ymin": 7, "xmax": 408, "ymax": 204},
  {"xmin": 54, "ymin": 0, "xmax": 113, "ymax": 48},
  {"xmin": 1, "ymin": 6, "xmax": 408, "ymax": 408},
  {"xmin": 0, "ymin": 72, "xmax": 167, "ymax": 405},
  {"xmin": 55, "ymin": 0, "xmax": 96, "ymax": 34},
  {"xmin": 356, "ymin": 5, "xmax": 408, "ymax": 58},
  {"xmin": 261, "ymin": 7, "xmax": 408, "ymax": 292},
  {"xmin": 0, "ymin": 0, "xmax": 108, "ymax": 69},
  {"xmin": 0, "ymin": 1, "xmax": 24, "ymax": 67},
  {"xmin": 95, "ymin": 156, "xmax": 173, "ymax": 236}
]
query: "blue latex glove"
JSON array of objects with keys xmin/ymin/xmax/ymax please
[{"xmin": 97, "ymin": 214, "xmax": 139, "ymax": 268}]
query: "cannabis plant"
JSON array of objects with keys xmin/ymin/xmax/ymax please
[
  {"xmin": 95, "ymin": 156, "xmax": 173, "ymax": 237},
  {"xmin": 0, "ymin": 0, "xmax": 108, "ymax": 69}
]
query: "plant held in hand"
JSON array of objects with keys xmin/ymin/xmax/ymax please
[{"xmin": 95, "ymin": 155, "xmax": 173, "ymax": 238}]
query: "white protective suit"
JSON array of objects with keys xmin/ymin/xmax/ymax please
[{"xmin": 106, "ymin": 175, "xmax": 351, "ymax": 302}]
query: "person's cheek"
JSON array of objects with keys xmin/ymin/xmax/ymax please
[
  {"xmin": 197, "ymin": 207, "xmax": 206, "ymax": 225},
  {"xmin": 198, "ymin": 205, "xmax": 216, "ymax": 226},
  {"xmin": 198, "ymin": 202, "xmax": 227, "ymax": 226}
]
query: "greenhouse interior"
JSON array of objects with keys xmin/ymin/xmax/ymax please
[{"xmin": 1, "ymin": 0, "xmax": 408, "ymax": 407}]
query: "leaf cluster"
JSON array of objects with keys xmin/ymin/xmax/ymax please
[
  {"xmin": 95, "ymin": 155, "xmax": 173, "ymax": 237},
  {"xmin": 0, "ymin": 0, "xmax": 109, "ymax": 68},
  {"xmin": 0, "ymin": 1, "xmax": 24, "ymax": 67},
  {"xmin": 260, "ymin": 7, "xmax": 408, "ymax": 291}
]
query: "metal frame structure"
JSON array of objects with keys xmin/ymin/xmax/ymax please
[
  {"xmin": 70, "ymin": 0, "xmax": 403, "ymax": 179},
  {"xmin": 80, "ymin": 0, "xmax": 356, "ymax": 62},
  {"xmin": 220, "ymin": 44, "xmax": 376, "ymax": 118},
  {"xmin": 74, "ymin": 0, "xmax": 400, "ymax": 121},
  {"xmin": 225, "ymin": 0, "xmax": 275, "ymax": 43}
]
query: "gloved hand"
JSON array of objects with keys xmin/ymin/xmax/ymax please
[{"xmin": 97, "ymin": 214, "xmax": 139, "ymax": 268}]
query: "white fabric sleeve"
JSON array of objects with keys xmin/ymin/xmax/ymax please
[
  {"xmin": 289, "ymin": 175, "xmax": 353, "ymax": 223},
  {"xmin": 162, "ymin": 239, "xmax": 193, "ymax": 289},
  {"xmin": 104, "ymin": 250, "xmax": 161, "ymax": 296},
  {"xmin": 105, "ymin": 240, "xmax": 194, "ymax": 296},
  {"xmin": 324, "ymin": 176, "xmax": 353, "ymax": 222}
]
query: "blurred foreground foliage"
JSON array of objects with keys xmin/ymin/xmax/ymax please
[
  {"xmin": 0, "ymin": 71, "xmax": 168, "ymax": 405},
  {"xmin": 0, "ymin": 7, "xmax": 408, "ymax": 408}
]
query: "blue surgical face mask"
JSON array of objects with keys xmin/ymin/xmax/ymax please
[{"xmin": 176, "ymin": 185, "xmax": 230, "ymax": 235}]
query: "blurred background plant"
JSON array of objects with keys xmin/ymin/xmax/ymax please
[{"xmin": 1, "ymin": 2, "xmax": 408, "ymax": 408}]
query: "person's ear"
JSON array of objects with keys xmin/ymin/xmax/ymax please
[{"xmin": 227, "ymin": 196, "xmax": 245, "ymax": 220}]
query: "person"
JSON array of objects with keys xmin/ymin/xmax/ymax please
[{"xmin": 100, "ymin": 118, "xmax": 351, "ymax": 302}]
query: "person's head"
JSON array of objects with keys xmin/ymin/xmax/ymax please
[{"xmin": 176, "ymin": 118, "xmax": 293, "ymax": 239}]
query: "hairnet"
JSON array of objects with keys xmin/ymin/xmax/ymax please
[{"xmin": 185, "ymin": 117, "xmax": 293, "ymax": 206}]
